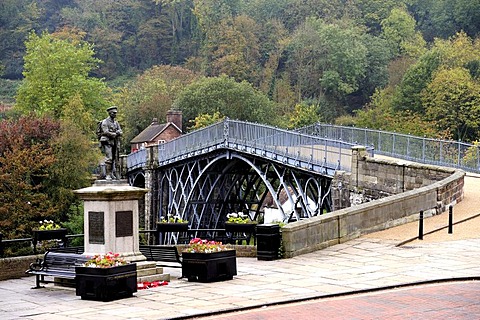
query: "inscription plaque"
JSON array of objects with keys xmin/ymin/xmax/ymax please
[
  {"xmin": 89, "ymin": 211, "xmax": 105, "ymax": 244},
  {"xmin": 116, "ymin": 210, "xmax": 133, "ymax": 237}
]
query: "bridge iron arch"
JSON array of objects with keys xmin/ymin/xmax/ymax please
[{"xmin": 153, "ymin": 150, "xmax": 332, "ymax": 237}]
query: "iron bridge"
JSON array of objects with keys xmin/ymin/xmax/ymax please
[{"xmin": 127, "ymin": 119, "xmax": 365, "ymax": 241}]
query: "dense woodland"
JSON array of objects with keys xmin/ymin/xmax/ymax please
[{"xmin": 0, "ymin": 0, "xmax": 479, "ymax": 244}]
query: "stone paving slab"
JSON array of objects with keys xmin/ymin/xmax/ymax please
[
  {"xmin": 3, "ymin": 174, "xmax": 480, "ymax": 319},
  {"xmin": 2, "ymin": 237, "xmax": 480, "ymax": 320}
]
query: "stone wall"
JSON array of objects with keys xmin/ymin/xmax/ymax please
[
  {"xmin": 0, "ymin": 255, "xmax": 41, "ymax": 281},
  {"xmin": 332, "ymin": 146, "xmax": 460, "ymax": 211},
  {"xmin": 283, "ymin": 147, "xmax": 465, "ymax": 258}
]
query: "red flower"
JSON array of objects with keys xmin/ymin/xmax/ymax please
[{"xmin": 137, "ymin": 281, "xmax": 168, "ymax": 290}]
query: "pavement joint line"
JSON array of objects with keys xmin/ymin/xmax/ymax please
[
  {"xmin": 396, "ymin": 212, "xmax": 480, "ymax": 247},
  {"xmin": 167, "ymin": 276, "xmax": 480, "ymax": 320}
]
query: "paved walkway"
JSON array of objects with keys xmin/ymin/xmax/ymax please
[{"xmin": 1, "ymin": 174, "xmax": 480, "ymax": 320}]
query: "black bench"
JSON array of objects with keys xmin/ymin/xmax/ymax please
[
  {"xmin": 49, "ymin": 246, "xmax": 84, "ymax": 254},
  {"xmin": 26, "ymin": 251, "xmax": 88, "ymax": 288},
  {"xmin": 139, "ymin": 245, "xmax": 182, "ymax": 268}
]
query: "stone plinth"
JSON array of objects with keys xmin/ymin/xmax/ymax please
[{"xmin": 73, "ymin": 180, "xmax": 148, "ymax": 262}]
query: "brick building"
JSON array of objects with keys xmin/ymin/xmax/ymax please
[{"xmin": 130, "ymin": 110, "xmax": 182, "ymax": 152}]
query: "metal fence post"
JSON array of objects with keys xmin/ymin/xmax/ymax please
[
  {"xmin": 378, "ymin": 131, "xmax": 381, "ymax": 152},
  {"xmin": 0, "ymin": 233, "xmax": 3, "ymax": 257},
  {"xmin": 422, "ymin": 136, "xmax": 426, "ymax": 162},
  {"xmin": 448, "ymin": 205, "xmax": 453, "ymax": 234},
  {"xmin": 407, "ymin": 136, "xmax": 410, "ymax": 158},
  {"xmin": 477, "ymin": 145, "xmax": 480, "ymax": 171},
  {"xmin": 392, "ymin": 131, "xmax": 396, "ymax": 155},
  {"xmin": 418, "ymin": 210, "xmax": 424, "ymax": 240},
  {"xmin": 458, "ymin": 140, "xmax": 461, "ymax": 167}
]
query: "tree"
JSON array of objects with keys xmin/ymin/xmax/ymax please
[
  {"xmin": 409, "ymin": 0, "xmax": 480, "ymax": 41},
  {"xmin": 423, "ymin": 67, "xmax": 480, "ymax": 142},
  {"xmin": 354, "ymin": 88, "xmax": 438, "ymax": 137},
  {"xmin": 359, "ymin": 34, "xmax": 392, "ymax": 100},
  {"xmin": 46, "ymin": 94, "xmax": 102, "ymax": 216},
  {"xmin": 286, "ymin": 18, "xmax": 368, "ymax": 111},
  {"xmin": 209, "ymin": 15, "xmax": 262, "ymax": 85},
  {"xmin": 15, "ymin": 30, "xmax": 110, "ymax": 120},
  {"xmin": 393, "ymin": 32, "xmax": 480, "ymax": 115},
  {"xmin": 380, "ymin": 7, "xmax": 426, "ymax": 58},
  {"xmin": 353, "ymin": 0, "xmax": 406, "ymax": 34},
  {"xmin": 284, "ymin": 103, "xmax": 322, "ymax": 129},
  {"xmin": 189, "ymin": 111, "xmax": 225, "ymax": 130},
  {"xmin": 0, "ymin": 116, "xmax": 60, "ymax": 239},
  {"xmin": 173, "ymin": 74, "xmax": 276, "ymax": 127},
  {"xmin": 117, "ymin": 65, "xmax": 199, "ymax": 149},
  {"xmin": 0, "ymin": 112, "xmax": 99, "ymax": 239},
  {"xmin": 392, "ymin": 50, "xmax": 442, "ymax": 114},
  {"xmin": 0, "ymin": 0, "xmax": 42, "ymax": 79},
  {"xmin": 281, "ymin": 0, "xmax": 346, "ymax": 31}
]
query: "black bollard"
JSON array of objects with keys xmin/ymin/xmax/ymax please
[
  {"xmin": 448, "ymin": 205, "xmax": 453, "ymax": 234},
  {"xmin": 418, "ymin": 210, "xmax": 424, "ymax": 240},
  {"xmin": 0, "ymin": 233, "xmax": 3, "ymax": 258}
]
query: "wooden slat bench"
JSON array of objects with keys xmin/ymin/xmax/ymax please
[
  {"xmin": 139, "ymin": 245, "xmax": 182, "ymax": 268},
  {"xmin": 25, "ymin": 251, "xmax": 88, "ymax": 288}
]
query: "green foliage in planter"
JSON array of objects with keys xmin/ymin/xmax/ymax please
[{"xmin": 226, "ymin": 212, "xmax": 256, "ymax": 224}]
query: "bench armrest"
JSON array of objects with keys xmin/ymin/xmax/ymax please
[{"xmin": 27, "ymin": 258, "xmax": 44, "ymax": 272}]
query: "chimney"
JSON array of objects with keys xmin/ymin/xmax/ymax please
[{"xmin": 166, "ymin": 110, "xmax": 182, "ymax": 132}]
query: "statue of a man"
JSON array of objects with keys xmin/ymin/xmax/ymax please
[{"xmin": 98, "ymin": 106, "xmax": 122, "ymax": 179}]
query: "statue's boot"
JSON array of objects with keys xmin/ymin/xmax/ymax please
[{"xmin": 105, "ymin": 162, "xmax": 113, "ymax": 180}]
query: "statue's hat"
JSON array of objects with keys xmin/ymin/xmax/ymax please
[{"xmin": 107, "ymin": 106, "xmax": 118, "ymax": 113}]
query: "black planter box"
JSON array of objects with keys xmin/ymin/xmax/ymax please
[
  {"xmin": 32, "ymin": 228, "xmax": 68, "ymax": 253},
  {"xmin": 75, "ymin": 263, "xmax": 137, "ymax": 301},
  {"xmin": 156, "ymin": 223, "xmax": 190, "ymax": 244},
  {"xmin": 225, "ymin": 223, "xmax": 257, "ymax": 245},
  {"xmin": 182, "ymin": 250, "xmax": 237, "ymax": 282},
  {"xmin": 224, "ymin": 223, "xmax": 256, "ymax": 232},
  {"xmin": 256, "ymin": 224, "xmax": 281, "ymax": 260},
  {"xmin": 156, "ymin": 223, "xmax": 189, "ymax": 233}
]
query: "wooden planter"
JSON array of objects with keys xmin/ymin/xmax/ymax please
[
  {"xmin": 32, "ymin": 228, "xmax": 68, "ymax": 253},
  {"xmin": 75, "ymin": 263, "xmax": 137, "ymax": 301},
  {"xmin": 182, "ymin": 250, "xmax": 237, "ymax": 282}
]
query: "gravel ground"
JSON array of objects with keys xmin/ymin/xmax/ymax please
[{"xmin": 363, "ymin": 173, "xmax": 480, "ymax": 244}]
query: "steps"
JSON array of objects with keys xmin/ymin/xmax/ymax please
[{"xmin": 136, "ymin": 261, "xmax": 170, "ymax": 282}]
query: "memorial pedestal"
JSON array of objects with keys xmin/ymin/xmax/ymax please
[{"xmin": 73, "ymin": 180, "xmax": 148, "ymax": 262}]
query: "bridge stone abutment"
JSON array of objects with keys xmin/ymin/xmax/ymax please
[{"xmin": 283, "ymin": 146, "xmax": 465, "ymax": 258}]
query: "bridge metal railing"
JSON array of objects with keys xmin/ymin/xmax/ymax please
[
  {"xmin": 126, "ymin": 147, "xmax": 147, "ymax": 170},
  {"xmin": 298, "ymin": 123, "xmax": 480, "ymax": 173},
  {"xmin": 126, "ymin": 120, "xmax": 371, "ymax": 174},
  {"xmin": 224, "ymin": 120, "xmax": 363, "ymax": 173}
]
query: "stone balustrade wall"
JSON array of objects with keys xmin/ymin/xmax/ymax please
[{"xmin": 282, "ymin": 147, "xmax": 465, "ymax": 258}]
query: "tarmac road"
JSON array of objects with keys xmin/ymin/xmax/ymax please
[{"xmin": 196, "ymin": 281, "xmax": 480, "ymax": 320}]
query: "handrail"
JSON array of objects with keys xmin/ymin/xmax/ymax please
[
  {"xmin": 298, "ymin": 123, "xmax": 480, "ymax": 173},
  {"xmin": 0, "ymin": 233, "xmax": 84, "ymax": 258},
  {"xmin": 127, "ymin": 119, "xmax": 366, "ymax": 174}
]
